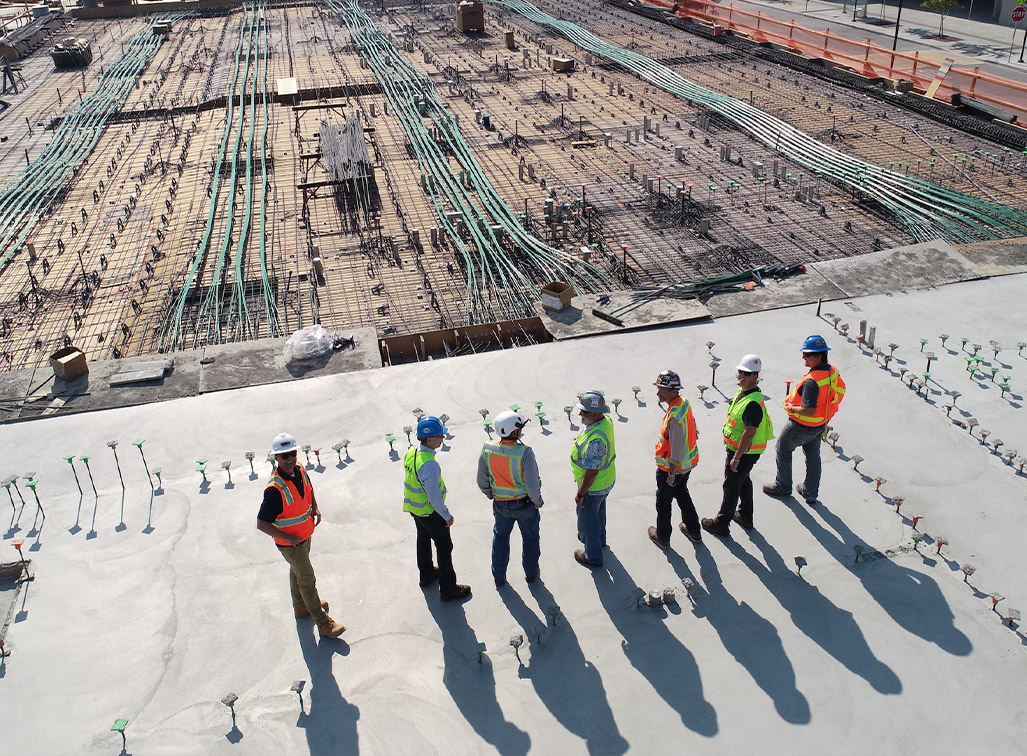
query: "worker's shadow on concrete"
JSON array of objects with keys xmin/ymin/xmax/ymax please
[
  {"xmin": 787, "ymin": 499, "xmax": 971, "ymax": 656},
  {"xmin": 689, "ymin": 548, "xmax": 810, "ymax": 724},
  {"xmin": 726, "ymin": 532, "xmax": 902, "ymax": 694},
  {"xmin": 295, "ymin": 623, "xmax": 360, "ymax": 754},
  {"xmin": 593, "ymin": 551, "xmax": 719, "ymax": 736},
  {"xmin": 426, "ymin": 599, "xmax": 531, "ymax": 755},
  {"xmin": 500, "ymin": 581, "xmax": 629, "ymax": 755}
]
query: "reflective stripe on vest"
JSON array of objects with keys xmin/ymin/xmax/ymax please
[
  {"xmin": 482, "ymin": 440, "xmax": 528, "ymax": 500},
  {"xmin": 785, "ymin": 366, "xmax": 846, "ymax": 427},
  {"xmin": 722, "ymin": 389, "xmax": 774, "ymax": 454},
  {"xmin": 403, "ymin": 446, "xmax": 446, "ymax": 516},
  {"xmin": 265, "ymin": 467, "xmax": 315, "ymax": 545},
  {"xmin": 571, "ymin": 415, "xmax": 616, "ymax": 491},
  {"xmin": 655, "ymin": 396, "xmax": 699, "ymax": 472}
]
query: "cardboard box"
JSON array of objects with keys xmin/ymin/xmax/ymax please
[
  {"xmin": 540, "ymin": 281, "xmax": 574, "ymax": 311},
  {"xmin": 49, "ymin": 346, "xmax": 88, "ymax": 382},
  {"xmin": 551, "ymin": 57, "xmax": 575, "ymax": 72},
  {"xmin": 455, "ymin": 0, "xmax": 484, "ymax": 32}
]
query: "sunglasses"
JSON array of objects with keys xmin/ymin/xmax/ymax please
[
  {"xmin": 737, "ymin": 370, "xmax": 756, "ymax": 377},
  {"xmin": 278, "ymin": 450, "xmax": 298, "ymax": 459}
]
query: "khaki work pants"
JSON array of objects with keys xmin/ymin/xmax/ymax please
[{"xmin": 277, "ymin": 536, "xmax": 328, "ymax": 624}]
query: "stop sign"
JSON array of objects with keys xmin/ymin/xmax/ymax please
[{"xmin": 1014, "ymin": 6, "xmax": 1026, "ymax": 21}]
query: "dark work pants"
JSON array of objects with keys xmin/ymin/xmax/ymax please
[
  {"xmin": 655, "ymin": 468, "xmax": 699, "ymax": 541},
  {"xmin": 715, "ymin": 449, "xmax": 760, "ymax": 527},
  {"xmin": 413, "ymin": 511, "xmax": 456, "ymax": 594}
]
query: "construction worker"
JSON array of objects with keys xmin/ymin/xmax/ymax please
[
  {"xmin": 763, "ymin": 334, "xmax": 846, "ymax": 506},
  {"xmin": 477, "ymin": 410, "xmax": 543, "ymax": 587},
  {"xmin": 256, "ymin": 433, "xmax": 346, "ymax": 638},
  {"xmin": 702, "ymin": 355, "xmax": 774, "ymax": 537},
  {"xmin": 403, "ymin": 416, "xmax": 471, "ymax": 602},
  {"xmin": 648, "ymin": 370, "xmax": 701, "ymax": 549},
  {"xmin": 570, "ymin": 391, "xmax": 616, "ymax": 568}
]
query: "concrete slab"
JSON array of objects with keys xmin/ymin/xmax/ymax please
[
  {"xmin": 197, "ymin": 327, "xmax": 381, "ymax": 394},
  {"xmin": 954, "ymin": 238, "xmax": 1027, "ymax": 276},
  {"xmin": 811, "ymin": 240, "xmax": 986, "ymax": 298},
  {"xmin": 0, "ymin": 276, "xmax": 1026, "ymax": 755},
  {"xmin": 704, "ymin": 267, "xmax": 847, "ymax": 318},
  {"xmin": 536, "ymin": 292, "xmax": 710, "ymax": 339}
]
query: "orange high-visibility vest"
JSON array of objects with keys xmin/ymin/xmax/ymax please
[
  {"xmin": 481, "ymin": 439, "xmax": 528, "ymax": 500},
  {"xmin": 265, "ymin": 467, "xmax": 315, "ymax": 546},
  {"xmin": 655, "ymin": 396, "xmax": 699, "ymax": 472},
  {"xmin": 785, "ymin": 366, "xmax": 846, "ymax": 427}
]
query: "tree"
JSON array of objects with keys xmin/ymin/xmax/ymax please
[{"xmin": 920, "ymin": 0, "xmax": 963, "ymax": 38}]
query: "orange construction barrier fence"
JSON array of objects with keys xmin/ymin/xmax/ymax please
[{"xmin": 642, "ymin": 0, "xmax": 1027, "ymax": 125}]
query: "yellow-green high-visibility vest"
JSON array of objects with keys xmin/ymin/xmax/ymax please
[
  {"xmin": 481, "ymin": 440, "xmax": 529, "ymax": 500},
  {"xmin": 722, "ymin": 389, "xmax": 774, "ymax": 454},
  {"xmin": 571, "ymin": 416, "xmax": 616, "ymax": 491},
  {"xmin": 403, "ymin": 447, "xmax": 446, "ymax": 515}
]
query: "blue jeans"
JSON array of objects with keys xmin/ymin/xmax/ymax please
[
  {"xmin": 492, "ymin": 499, "xmax": 541, "ymax": 581},
  {"xmin": 576, "ymin": 492, "xmax": 607, "ymax": 564},
  {"xmin": 773, "ymin": 419, "xmax": 824, "ymax": 500}
]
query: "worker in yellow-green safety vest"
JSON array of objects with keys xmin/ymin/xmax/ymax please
[
  {"xmin": 647, "ymin": 370, "xmax": 702, "ymax": 550},
  {"xmin": 570, "ymin": 391, "xmax": 616, "ymax": 568},
  {"xmin": 702, "ymin": 355, "xmax": 774, "ymax": 538},
  {"xmin": 763, "ymin": 334, "xmax": 846, "ymax": 507},
  {"xmin": 403, "ymin": 415, "xmax": 471, "ymax": 602},
  {"xmin": 477, "ymin": 410, "xmax": 543, "ymax": 587}
]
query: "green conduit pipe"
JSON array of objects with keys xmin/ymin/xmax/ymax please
[
  {"xmin": 488, "ymin": 0, "xmax": 1027, "ymax": 244},
  {"xmin": 324, "ymin": 0, "xmax": 617, "ymax": 324},
  {"xmin": 0, "ymin": 14, "xmax": 188, "ymax": 269}
]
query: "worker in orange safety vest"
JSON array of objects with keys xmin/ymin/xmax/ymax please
[
  {"xmin": 257, "ymin": 432, "xmax": 346, "ymax": 638},
  {"xmin": 763, "ymin": 334, "xmax": 846, "ymax": 506},
  {"xmin": 477, "ymin": 410, "xmax": 543, "ymax": 587},
  {"xmin": 647, "ymin": 370, "xmax": 702, "ymax": 549}
]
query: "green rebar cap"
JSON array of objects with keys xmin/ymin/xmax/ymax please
[
  {"xmin": 111, "ymin": 719, "xmax": 128, "ymax": 733},
  {"xmin": 132, "ymin": 439, "xmax": 144, "ymax": 448}
]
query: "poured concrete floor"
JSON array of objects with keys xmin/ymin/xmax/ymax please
[{"xmin": 1, "ymin": 273, "xmax": 1026, "ymax": 754}]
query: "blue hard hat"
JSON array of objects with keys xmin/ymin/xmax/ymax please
[
  {"xmin": 801, "ymin": 334, "xmax": 830, "ymax": 353},
  {"xmin": 416, "ymin": 416, "xmax": 448, "ymax": 438}
]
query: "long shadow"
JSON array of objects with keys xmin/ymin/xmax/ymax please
[
  {"xmin": 785, "ymin": 498, "xmax": 972, "ymax": 656},
  {"xmin": 592, "ymin": 551, "xmax": 718, "ymax": 736},
  {"xmin": 725, "ymin": 532, "xmax": 902, "ymax": 694},
  {"xmin": 69, "ymin": 494, "xmax": 84, "ymax": 535},
  {"xmin": 295, "ymin": 623, "xmax": 360, "ymax": 755},
  {"xmin": 426, "ymin": 599, "xmax": 531, "ymax": 755},
  {"xmin": 689, "ymin": 548, "xmax": 810, "ymax": 724},
  {"xmin": 500, "ymin": 581, "xmax": 628, "ymax": 755}
]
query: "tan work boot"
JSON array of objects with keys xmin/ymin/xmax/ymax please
[
  {"xmin": 294, "ymin": 600, "xmax": 329, "ymax": 618},
  {"xmin": 317, "ymin": 617, "xmax": 346, "ymax": 638}
]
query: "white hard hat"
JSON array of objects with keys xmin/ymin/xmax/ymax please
[
  {"xmin": 494, "ymin": 410, "xmax": 528, "ymax": 438},
  {"xmin": 271, "ymin": 432, "xmax": 298, "ymax": 454},
  {"xmin": 736, "ymin": 354, "xmax": 762, "ymax": 373}
]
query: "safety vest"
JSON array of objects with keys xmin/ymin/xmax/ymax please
[
  {"xmin": 403, "ymin": 446, "xmax": 446, "ymax": 516},
  {"xmin": 723, "ymin": 389, "xmax": 774, "ymax": 455},
  {"xmin": 655, "ymin": 396, "xmax": 699, "ymax": 472},
  {"xmin": 785, "ymin": 366, "xmax": 846, "ymax": 427},
  {"xmin": 481, "ymin": 439, "xmax": 529, "ymax": 500},
  {"xmin": 265, "ymin": 467, "xmax": 315, "ymax": 546},
  {"xmin": 571, "ymin": 416, "xmax": 616, "ymax": 491}
]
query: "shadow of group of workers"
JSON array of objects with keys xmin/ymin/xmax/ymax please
[{"xmin": 254, "ymin": 494, "xmax": 970, "ymax": 755}]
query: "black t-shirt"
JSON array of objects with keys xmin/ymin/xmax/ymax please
[
  {"xmin": 257, "ymin": 467, "xmax": 307, "ymax": 523},
  {"xmin": 740, "ymin": 387, "xmax": 765, "ymax": 428}
]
